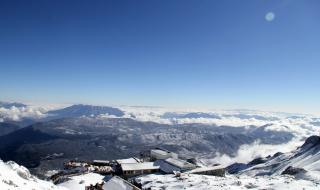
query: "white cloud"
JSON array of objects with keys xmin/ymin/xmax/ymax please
[
  {"xmin": 207, "ymin": 139, "xmax": 303, "ymax": 166},
  {"xmin": 0, "ymin": 106, "xmax": 49, "ymax": 121}
]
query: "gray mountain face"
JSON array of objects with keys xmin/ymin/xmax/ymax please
[
  {"xmin": 0, "ymin": 103, "xmax": 126, "ymax": 133},
  {"xmin": 47, "ymin": 104, "xmax": 125, "ymax": 118},
  {"xmin": 0, "ymin": 117, "xmax": 294, "ymax": 178},
  {"xmin": 0, "ymin": 122, "xmax": 21, "ymax": 136}
]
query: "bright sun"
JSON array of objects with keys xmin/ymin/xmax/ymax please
[{"xmin": 265, "ymin": 12, "xmax": 276, "ymax": 22}]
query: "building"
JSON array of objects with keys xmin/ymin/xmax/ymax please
[
  {"xmin": 92, "ymin": 160, "xmax": 110, "ymax": 166},
  {"xmin": 157, "ymin": 158, "xmax": 196, "ymax": 173},
  {"xmin": 103, "ymin": 176, "xmax": 141, "ymax": 190},
  {"xmin": 121, "ymin": 162, "xmax": 160, "ymax": 178},
  {"xmin": 64, "ymin": 160, "xmax": 88, "ymax": 169},
  {"xmin": 114, "ymin": 158, "xmax": 142, "ymax": 176},
  {"xmin": 150, "ymin": 148, "xmax": 178, "ymax": 161},
  {"xmin": 87, "ymin": 165, "xmax": 113, "ymax": 174}
]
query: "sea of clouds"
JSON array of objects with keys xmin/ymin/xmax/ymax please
[
  {"xmin": 118, "ymin": 106, "xmax": 320, "ymax": 165},
  {"xmin": 1, "ymin": 102, "xmax": 320, "ymax": 166}
]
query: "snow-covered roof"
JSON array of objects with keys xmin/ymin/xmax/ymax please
[
  {"xmin": 121, "ymin": 162, "xmax": 160, "ymax": 171},
  {"xmin": 151, "ymin": 149, "xmax": 170, "ymax": 156},
  {"xmin": 103, "ymin": 176, "xmax": 140, "ymax": 190},
  {"xmin": 165, "ymin": 158, "xmax": 196, "ymax": 169},
  {"xmin": 116, "ymin": 158, "xmax": 140, "ymax": 164},
  {"xmin": 155, "ymin": 160, "xmax": 181, "ymax": 173}
]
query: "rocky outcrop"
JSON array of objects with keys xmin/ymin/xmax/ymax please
[
  {"xmin": 248, "ymin": 157, "xmax": 268, "ymax": 165},
  {"xmin": 300, "ymin": 136, "xmax": 320, "ymax": 149},
  {"xmin": 281, "ymin": 166, "xmax": 307, "ymax": 176}
]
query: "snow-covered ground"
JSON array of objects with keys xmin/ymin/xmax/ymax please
[
  {"xmin": 2, "ymin": 159, "xmax": 319, "ymax": 190},
  {"xmin": 0, "ymin": 159, "xmax": 66, "ymax": 190},
  {"xmin": 238, "ymin": 136, "xmax": 320, "ymax": 182},
  {"xmin": 136, "ymin": 136, "xmax": 320, "ymax": 190},
  {"xmin": 57, "ymin": 173, "xmax": 105, "ymax": 190},
  {"xmin": 0, "ymin": 158, "xmax": 106, "ymax": 190},
  {"xmin": 137, "ymin": 173, "xmax": 320, "ymax": 190}
]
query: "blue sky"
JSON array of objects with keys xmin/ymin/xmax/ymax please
[{"xmin": 0, "ymin": 0, "xmax": 320, "ymax": 114}]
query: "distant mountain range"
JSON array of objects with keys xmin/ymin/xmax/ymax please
[
  {"xmin": 0, "ymin": 101, "xmax": 26, "ymax": 109},
  {"xmin": 0, "ymin": 103, "xmax": 125, "ymax": 128},
  {"xmin": 47, "ymin": 104, "xmax": 125, "ymax": 118},
  {"xmin": 0, "ymin": 116, "xmax": 294, "ymax": 177}
]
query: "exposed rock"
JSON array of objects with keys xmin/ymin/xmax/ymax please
[
  {"xmin": 248, "ymin": 157, "xmax": 268, "ymax": 165},
  {"xmin": 272, "ymin": 152, "xmax": 284, "ymax": 158},
  {"xmin": 281, "ymin": 166, "xmax": 307, "ymax": 176},
  {"xmin": 226, "ymin": 163, "xmax": 248, "ymax": 174},
  {"xmin": 301, "ymin": 136, "xmax": 320, "ymax": 149}
]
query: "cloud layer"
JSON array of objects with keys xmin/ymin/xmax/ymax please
[
  {"xmin": 0, "ymin": 105, "xmax": 52, "ymax": 122},
  {"xmin": 118, "ymin": 106, "xmax": 320, "ymax": 165},
  {"xmin": 1, "ymin": 102, "xmax": 320, "ymax": 167}
]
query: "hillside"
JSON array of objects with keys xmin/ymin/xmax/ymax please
[
  {"xmin": 0, "ymin": 116, "xmax": 293, "ymax": 177},
  {"xmin": 137, "ymin": 136, "xmax": 320, "ymax": 189},
  {"xmin": 0, "ymin": 122, "xmax": 21, "ymax": 136},
  {"xmin": 234, "ymin": 135, "xmax": 320, "ymax": 181},
  {"xmin": 0, "ymin": 159, "xmax": 65, "ymax": 190}
]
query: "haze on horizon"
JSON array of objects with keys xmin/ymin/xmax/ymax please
[{"xmin": 0, "ymin": 0, "xmax": 320, "ymax": 115}]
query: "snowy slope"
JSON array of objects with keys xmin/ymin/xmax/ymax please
[
  {"xmin": 57, "ymin": 173, "xmax": 105, "ymax": 190},
  {"xmin": 238, "ymin": 136, "xmax": 320, "ymax": 178},
  {"xmin": 137, "ymin": 173, "xmax": 319, "ymax": 190},
  {"xmin": 137, "ymin": 136, "xmax": 320, "ymax": 190},
  {"xmin": 0, "ymin": 159, "xmax": 66, "ymax": 190},
  {"xmin": 0, "ymin": 159, "xmax": 105, "ymax": 190}
]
